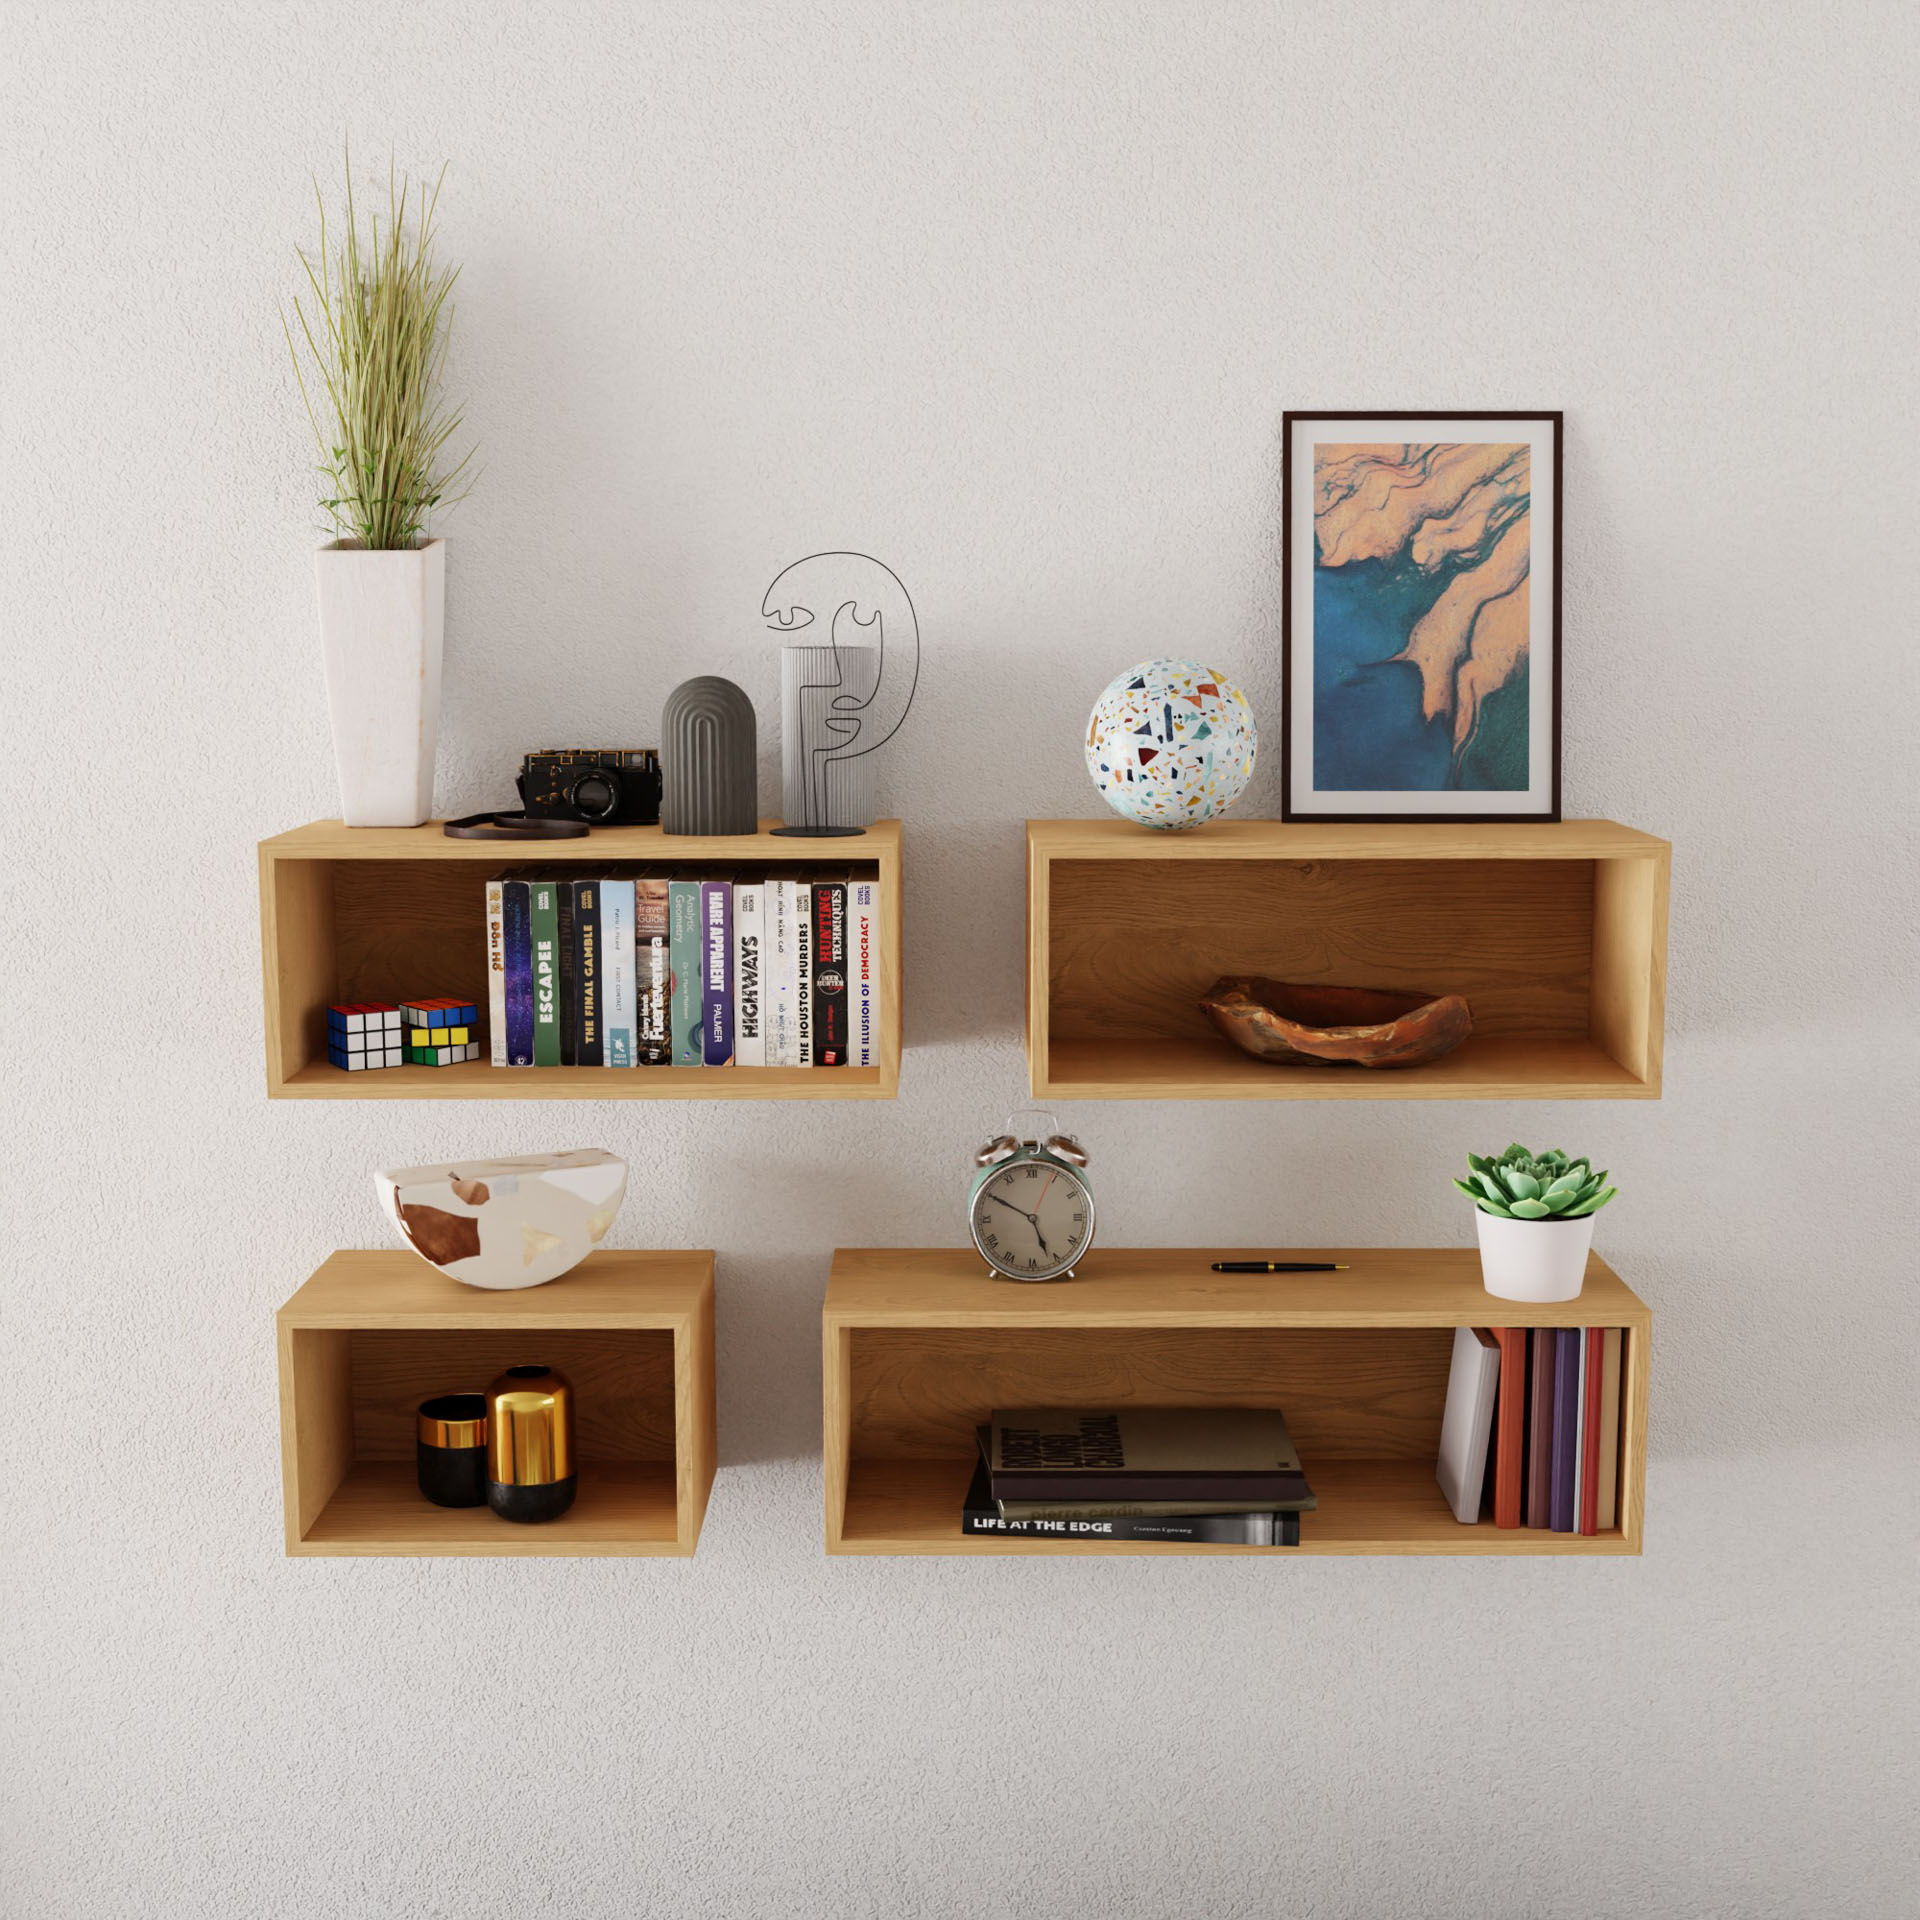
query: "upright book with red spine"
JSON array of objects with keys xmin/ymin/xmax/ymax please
[
  {"xmin": 1491, "ymin": 1326, "xmax": 1528, "ymax": 1529},
  {"xmin": 811, "ymin": 877, "xmax": 849, "ymax": 1066}
]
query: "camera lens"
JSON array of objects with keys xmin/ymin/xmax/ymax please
[{"xmin": 568, "ymin": 772, "xmax": 620, "ymax": 820}]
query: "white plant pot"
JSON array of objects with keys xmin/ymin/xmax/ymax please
[
  {"xmin": 315, "ymin": 538, "xmax": 445, "ymax": 826},
  {"xmin": 1474, "ymin": 1208, "xmax": 1596, "ymax": 1303}
]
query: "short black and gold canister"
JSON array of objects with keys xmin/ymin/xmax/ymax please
[
  {"xmin": 487, "ymin": 1365, "xmax": 577, "ymax": 1523},
  {"xmin": 416, "ymin": 1394, "xmax": 489, "ymax": 1508}
]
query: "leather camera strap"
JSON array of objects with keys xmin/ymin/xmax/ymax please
[{"xmin": 441, "ymin": 811, "xmax": 592, "ymax": 841}]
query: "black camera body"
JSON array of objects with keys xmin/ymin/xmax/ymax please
[{"xmin": 517, "ymin": 749, "xmax": 662, "ymax": 826}]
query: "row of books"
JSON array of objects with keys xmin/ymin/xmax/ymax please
[
  {"xmin": 1437, "ymin": 1325, "xmax": 1624, "ymax": 1532},
  {"xmin": 483, "ymin": 872, "xmax": 882, "ymax": 1069},
  {"xmin": 960, "ymin": 1407, "xmax": 1313, "ymax": 1547}
]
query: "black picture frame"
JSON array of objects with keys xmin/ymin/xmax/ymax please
[{"xmin": 1280, "ymin": 411, "xmax": 1563, "ymax": 823}]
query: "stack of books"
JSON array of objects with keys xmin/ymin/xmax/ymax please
[
  {"xmin": 1436, "ymin": 1325, "xmax": 1625, "ymax": 1532},
  {"xmin": 961, "ymin": 1408, "xmax": 1315, "ymax": 1546},
  {"xmin": 483, "ymin": 872, "xmax": 882, "ymax": 1070}
]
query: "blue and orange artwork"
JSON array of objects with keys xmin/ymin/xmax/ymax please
[{"xmin": 1312, "ymin": 443, "xmax": 1530, "ymax": 792}]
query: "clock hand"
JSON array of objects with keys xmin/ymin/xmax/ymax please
[{"xmin": 985, "ymin": 1191, "xmax": 1050, "ymax": 1257}]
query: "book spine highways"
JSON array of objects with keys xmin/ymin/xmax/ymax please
[
  {"xmin": 528, "ymin": 880, "xmax": 562, "ymax": 1067},
  {"xmin": 699, "ymin": 880, "xmax": 733, "ymax": 1067},
  {"xmin": 636, "ymin": 877, "xmax": 670, "ymax": 1065},
  {"xmin": 668, "ymin": 880, "xmax": 703, "ymax": 1066},
  {"xmin": 850, "ymin": 878, "xmax": 879, "ymax": 1067},
  {"xmin": 570, "ymin": 880, "xmax": 603, "ymax": 1068},
  {"xmin": 485, "ymin": 880, "xmax": 508, "ymax": 1068},
  {"xmin": 1492, "ymin": 1326, "xmax": 1527, "ymax": 1528},
  {"xmin": 502, "ymin": 880, "xmax": 534, "ymax": 1066},
  {"xmin": 601, "ymin": 878, "xmax": 636, "ymax": 1068},
  {"xmin": 733, "ymin": 880, "xmax": 765, "ymax": 1066},
  {"xmin": 811, "ymin": 877, "xmax": 848, "ymax": 1065}
]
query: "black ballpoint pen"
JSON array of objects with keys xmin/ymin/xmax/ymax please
[{"xmin": 1210, "ymin": 1261, "xmax": 1350, "ymax": 1273}]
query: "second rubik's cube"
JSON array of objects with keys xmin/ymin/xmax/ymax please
[{"xmin": 402, "ymin": 997, "xmax": 481, "ymax": 1065}]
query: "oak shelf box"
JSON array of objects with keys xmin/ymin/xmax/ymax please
[
  {"xmin": 277, "ymin": 1250, "xmax": 716, "ymax": 1557},
  {"xmin": 823, "ymin": 1248, "xmax": 1649, "ymax": 1557},
  {"xmin": 258, "ymin": 818, "xmax": 903, "ymax": 1099},
  {"xmin": 1025, "ymin": 818, "xmax": 1669, "ymax": 1100}
]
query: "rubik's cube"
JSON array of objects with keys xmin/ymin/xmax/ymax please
[
  {"xmin": 326, "ymin": 1003, "xmax": 403, "ymax": 1070},
  {"xmin": 402, "ymin": 997, "xmax": 481, "ymax": 1065}
]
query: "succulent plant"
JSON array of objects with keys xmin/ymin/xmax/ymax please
[{"xmin": 1454, "ymin": 1143, "xmax": 1617, "ymax": 1221}]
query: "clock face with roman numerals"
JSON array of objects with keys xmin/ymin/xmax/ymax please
[{"xmin": 969, "ymin": 1155, "xmax": 1094, "ymax": 1281}]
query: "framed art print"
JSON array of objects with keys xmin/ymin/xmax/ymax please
[{"xmin": 1282, "ymin": 412, "xmax": 1561, "ymax": 821}]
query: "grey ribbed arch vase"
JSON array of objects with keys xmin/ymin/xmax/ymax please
[{"xmin": 661, "ymin": 677, "xmax": 758, "ymax": 835}]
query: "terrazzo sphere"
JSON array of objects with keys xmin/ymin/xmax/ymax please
[{"xmin": 1085, "ymin": 659, "xmax": 1257, "ymax": 829}]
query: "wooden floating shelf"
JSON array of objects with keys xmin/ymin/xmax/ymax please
[
  {"xmin": 823, "ymin": 1247, "xmax": 1649, "ymax": 1556},
  {"xmin": 258, "ymin": 818, "xmax": 902, "ymax": 1099},
  {"xmin": 277, "ymin": 1250, "xmax": 715, "ymax": 1557},
  {"xmin": 1026, "ymin": 818, "xmax": 1669, "ymax": 1100}
]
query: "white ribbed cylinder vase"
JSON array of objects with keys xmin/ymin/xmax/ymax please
[{"xmin": 780, "ymin": 643, "xmax": 878, "ymax": 831}]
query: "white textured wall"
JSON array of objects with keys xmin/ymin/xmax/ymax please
[{"xmin": 4, "ymin": 4, "xmax": 1914, "ymax": 1915}]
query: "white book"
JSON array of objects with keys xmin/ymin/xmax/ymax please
[
  {"xmin": 791, "ymin": 881, "xmax": 814, "ymax": 1066},
  {"xmin": 768, "ymin": 880, "xmax": 793, "ymax": 1066},
  {"xmin": 850, "ymin": 879, "xmax": 880, "ymax": 1068},
  {"xmin": 601, "ymin": 879, "xmax": 637, "ymax": 1067},
  {"xmin": 485, "ymin": 880, "xmax": 508, "ymax": 1068},
  {"xmin": 733, "ymin": 881, "xmax": 766, "ymax": 1066},
  {"xmin": 1435, "ymin": 1326, "xmax": 1501, "ymax": 1524}
]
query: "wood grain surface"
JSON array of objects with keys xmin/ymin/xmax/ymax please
[
  {"xmin": 1040, "ymin": 1033, "xmax": 1654, "ymax": 1100},
  {"xmin": 291, "ymin": 1460, "xmax": 680, "ymax": 1557},
  {"xmin": 823, "ymin": 1246, "xmax": 1651, "ymax": 1328},
  {"xmin": 1023, "ymin": 818, "xmax": 1667, "ymax": 862},
  {"xmin": 280, "ymin": 1249, "xmax": 714, "ymax": 1326},
  {"xmin": 348, "ymin": 1328, "xmax": 676, "ymax": 1460},
  {"xmin": 1047, "ymin": 856, "xmax": 1596, "ymax": 1043},
  {"xmin": 847, "ymin": 1325, "xmax": 1455, "ymax": 1460},
  {"xmin": 833, "ymin": 1457, "xmax": 1637, "ymax": 1556}
]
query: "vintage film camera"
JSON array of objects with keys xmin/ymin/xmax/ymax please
[{"xmin": 516, "ymin": 749, "xmax": 662, "ymax": 826}]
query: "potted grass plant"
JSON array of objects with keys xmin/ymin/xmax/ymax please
[
  {"xmin": 286, "ymin": 156, "xmax": 472, "ymax": 826},
  {"xmin": 1455, "ymin": 1144, "xmax": 1618, "ymax": 1302}
]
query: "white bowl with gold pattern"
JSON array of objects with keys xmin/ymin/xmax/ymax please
[{"xmin": 375, "ymin": 1149, "xmax": 627, "ymax": 1290}]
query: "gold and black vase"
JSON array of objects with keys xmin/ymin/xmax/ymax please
[
  {"xmin": 416, "ymin": 1393, "xmax": 489, "ymax": 1508},
  {"xmin": 487, "ymin": 1365, "xmax": 576, "ymax": 1523}
]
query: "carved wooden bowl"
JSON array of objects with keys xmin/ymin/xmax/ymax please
[{"xmin": 1199, "ymin": 977, "xmax": 1473, "ymax": 1070}]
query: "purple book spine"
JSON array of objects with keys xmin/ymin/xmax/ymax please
[
  {"xmin": 700, "ymin": 881, "xmax": 733, "ymax": 1066},
  {"xmin": 1550, "ymin": 1327, "xmax": 1581, "ymax": 1532}
]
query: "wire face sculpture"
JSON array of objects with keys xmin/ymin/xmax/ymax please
[{"xmin": 763, "ymin": 552, "xmax": 919, "ymax": 837}]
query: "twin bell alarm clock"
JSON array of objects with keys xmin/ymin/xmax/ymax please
[{"xmin": 968, "ymin": 1112, "xmax": 1095, "ymax": 1282}]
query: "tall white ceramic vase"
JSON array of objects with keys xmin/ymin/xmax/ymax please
[{"xmin": 314, "ymin": 537, "xmax": 445, "ymax": 827}]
